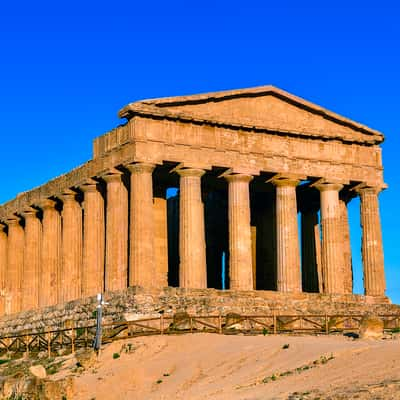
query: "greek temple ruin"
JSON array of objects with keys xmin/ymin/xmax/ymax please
[{"xmin": 0, "ymin": 85, "xmax": 388, "ymax": 316}]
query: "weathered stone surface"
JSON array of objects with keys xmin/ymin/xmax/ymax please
[
  {"xmin": 273, "ymin": 177, "xmax": 301, "ymax": 293},
  {"xmin": 39, "ymin": 199, "xmax": 61, "ymax": 308},
  {"xmin": 81, "ymin": 179, "xmax": 105, "ymax": 297},
  {"xmin": 359, "ymin": 314, "xmax": 384, "ymax": 339},
  {"xmin": 103, "ymin": 170, "xmax": 128, "ymax": 291},
  {"xmin": 359, "ymin": 187, "xmax": 386, "ymax": 296},
  {"xmin": 128, "ymin": 163, "xmax": 156, "ymax": 287},
  {"xmin": 170, "ymin": 311, "xmax": 191, "ymax": 330},
  {"xmin": 29, "ymin": 365, "xmax": 47, "ymax": 379},
  {"xmin": 0, "ymin": 287, "xmax": 396, "ymax": 337},
  {"xmin": 225, "ymin": 174, "xmax": 253, "ymax": 291},
  {"xmin": 316, "ymin": 182, "xmax": 345, "ymax": 294},
  {"xmin": 178, "ymin": 169, "xmax": 207, "ymax": 289}
]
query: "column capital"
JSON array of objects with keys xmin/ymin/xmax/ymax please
[
  {"xmin": 271, "ymin": 177, "xmax": 300, "ymax": 187},
  {"xmin": 357, "ymin": 186, "xmax": 383, "ymax": 196},
  {"xmin": 314, "ymin": 182, "xmax": 343, "ymax": 192},
  {"xmin": 177, "ymin": 168, "xmax": 205, "ymax": 178},
  {"xmin": 21, "ymin": 207, "xmax": 39, "ymax": 219},
  {"xmin": 37, "ymin": 198, "xmax": 58, "ymax": 210},
  {"xmin": 225, "ymin": 173, "xmax": 253, "ymax": 183},
  {"xmin": 60, "ymin": 189, "xmax": 78, "ymax": 203},
  {"xmin": 101, "ymin": 169, "xmax": 124, "ymax": 183},
  {"xmin": 7, "ymin": 216, "xmax": 22, "ymax": 225},
  {"xmin": 126, "ymin": 162, "xmax": 155, "ymax": 174},
  {"xmin": 80, "ymin": 178, "xmax": 100, "ymax": 193}
]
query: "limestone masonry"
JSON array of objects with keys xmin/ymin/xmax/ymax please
[{"xmin": 0, "ymin": 85, "xmax": 389, "ymax": 319}]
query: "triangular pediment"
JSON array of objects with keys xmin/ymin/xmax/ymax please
[{"xmin": 119, "ymin": 86, "xmax": 383, "ymax": 144}]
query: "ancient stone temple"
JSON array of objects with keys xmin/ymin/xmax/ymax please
[{"xmin": 0, "ymin": 85, "xmax": 388, "ymax": 316}]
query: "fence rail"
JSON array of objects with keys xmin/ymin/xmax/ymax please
[{"xmin": 0, "ymin": 313, "xmax": 399, "ymax": 358}]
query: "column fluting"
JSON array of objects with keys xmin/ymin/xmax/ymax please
[
  {"xmin": 39, "ymin": 199, "xmax": 61, "ymax": 307},
  {"xmin": 103, "ymin": 170, "xmax": 128, "ymax": 291},
  {"xmin": 273, "ymin": 178, "xmax": 301, "ymax": 293},
  {"xmin": 316, "ymin": 183, "xmax": 344, "ymax": 294},
  {"xmin": 6, "ymin": 217, "xmax": 24, "ymax": 314},
  {"xmin": 60, "ymin": 190, "xmax": 82, "ymax": 302},
  {"xmin": 225, "ymin": 174, "xmax": 254, "ymax": 291},
  {"xmin": 359, "ymin": 187, "xmax": 386, "ymax": 296},
  {"xmin": 21, "ymin": 208, "xmax": 41, "ymax": 311},
  {"xmin": 178, "ymin": 168, "xmax": 207, "ymax": 288},
  {"xmin": 81, "ymin": 179, "xmax": 105, "ymax": 297},
  {"xmin": 127, "ymin": 163, "xmax": 156, "ymax": 287}
]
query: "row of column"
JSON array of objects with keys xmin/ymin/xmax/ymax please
[
  {"xmin": 178, "ymin": 171, "xmax": 385, "ymax": 297},
  {"xmin": 0, "ymin": 163, "xmax": 168, "ymax": 315},
  {"xmin": 0, "ymin": 165, "xmax": 386, "ymax": 316}
]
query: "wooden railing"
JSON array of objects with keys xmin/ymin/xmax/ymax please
[{"xmin": 1, "ymin": 313, "xmax": 399, "ymax": 358}]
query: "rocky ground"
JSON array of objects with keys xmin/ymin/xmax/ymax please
[{"xmin": 1, "ymin": 333, "xmax": 400, "ymax": 399}]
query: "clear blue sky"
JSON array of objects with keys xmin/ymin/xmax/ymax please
[{"xmin": 0, "ymin": 1, "xmax": 399, "ymax": 302}]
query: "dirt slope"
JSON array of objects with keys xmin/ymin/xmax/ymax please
[{"xmin": 51, "ymin": 333, "xmax": 400, "ymax": 400}]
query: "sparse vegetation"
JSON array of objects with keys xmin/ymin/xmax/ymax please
[
  {"xmin": 282, "ymin": 343, "xmax": 290, "ymax": 349},
  {"xmin": 121, "ymin": 343, "xmax": 135, "ymax": 353},
  {"xmin": 262, "ymin": 328, "xmax": 269, "ymax": 336},
  {"xmin": 156, "ymin": 379, "xmax": 163, "ymax": 384},
  {"xmin": 112, "ymin": 352, "xmax": 120, "ymax": 359},
  {"xmin": 76, "ymin": 327, "xmax": 85, "ymax": 337},
  {"xmin": 262, "ymin": 354, "xmax": 335, "ymax": 384}
]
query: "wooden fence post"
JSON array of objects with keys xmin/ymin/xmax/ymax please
[
  {"xmin": 84, "ymin": 327, "xmax": 88, "ymax": 348},
  {"xmin": 47, "ymin": 331, "xmax": 51, "ymax": 358},
  {"xmin": 6, "ymin": 337, "xmax": 11, "ymax": 358},
  {"xmin": 218, "ymin": 314, "xmax": 222, "ymax": 334},
  {"xmin": 71, "ymin": 326, "xmax": 75, "ymax": 354},
  {"xmin": 273, "ymin": 311, "xmax": 277, "ymax": 335},
  {"xmin": 160, "ymin": 315, "xmax": 164, "ymax": 335},
  {"xmin": 26, "ymin": 335, "xmax": 30, "ymax": 358},
  {"xmin": 325, "ymin": 314, "xmax": 329, "ymax": 334}
]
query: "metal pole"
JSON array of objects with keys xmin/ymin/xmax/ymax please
[{"xmin": 93, "ymin": 293, "xmax": 103, "ymax": 352}]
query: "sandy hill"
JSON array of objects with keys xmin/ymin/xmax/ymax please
[{"xmin": 1, "ymin": 333, "xmax": 400, "ymax": 399}]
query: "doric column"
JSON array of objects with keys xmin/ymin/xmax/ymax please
[
  {"xmin": 0, "ymin": 224, "xmax": 7, "ymax": 315},
  {"xmin": 301, "ymin": 206, "xmax": 321, "ymax": 293},
  {"xmin": 60, "ymin": 190, "xmax": 82, "ymax": 302},
  {"xmin": 39, "ymin": 199, "xmax": 61, "ymax": 307},
  {"xmin": 103, "ymin": 170, "xmax": 128, "ymax": 291},
  {"xmin": 316, "ymin": 182, "xmax": 344, "ymax": 294},
  {"xmin": 6, "ymin": 217, "xmax": 24, "ymax": 314},
  {"xmin": 154, "ymin": 185, "xmax": 169, "ymax": 287},
  {"xmin": 359, "ymin": 187, "xmax": 386, "ymax": 296},
  {"xmin": 339, "ymin": 194, "xmax": 353, "ymax": 294},
  {"xmin": 127, "ymin": 163, "xmax": 156, "ymax": 287},
  {"xmin": 177, "ymin": 168, "xmax": 207, "ymax": 288},
  {"xmin": 21, "ymin": 208, "xmax": 41, "ymax": 311},
  {"xmin": 81, "ymin": 179, "xmax": 105, "ymax": 297},
  {"xmin": 225, "ymin": 174, "xmax": 253, "ymax": 291},
  {"xmin": 273, "ymin": 177, "xmax": 301, "ymax": 293}
]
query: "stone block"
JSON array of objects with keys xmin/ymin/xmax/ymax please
[{"xmin": 359, "ymin": 314, "xmax": 384, "ymax": 339}]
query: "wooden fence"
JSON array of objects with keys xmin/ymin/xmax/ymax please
[{"xmin": 0, "ymin": 313, "xmax": 399, "ymax": 358}]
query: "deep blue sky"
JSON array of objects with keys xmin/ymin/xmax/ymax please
[{"xmin": 1, "ymin": 1, "xmax": 399, "ymax": 302}]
